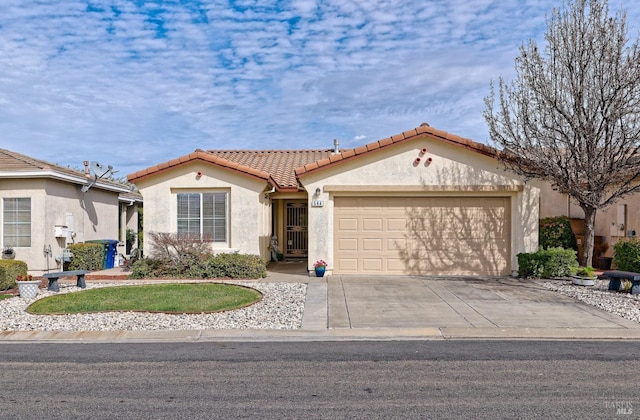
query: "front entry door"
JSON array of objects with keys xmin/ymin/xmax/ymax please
[{"xmin": 285, "ymin": 201, "xmax": 308, "ymax": 257}]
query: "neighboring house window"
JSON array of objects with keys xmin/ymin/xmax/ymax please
[
  {"xmin": 3, "ymin": 198, "xmax": 31, "ymax": 247},
  {"xmin": 177, "ymin": 192, "xmax": 227, "ymax": 242}
]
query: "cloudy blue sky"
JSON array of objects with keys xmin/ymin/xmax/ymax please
[{"xmin": 1, "ymin": 0, "xmax": 639, "ymax": 176}]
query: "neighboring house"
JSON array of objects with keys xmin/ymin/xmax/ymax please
[
  {"xmin": 128, "ymin": 124, "xmax": 540, "ymax": 276},
  {"xmin": 0, "ymin": 149, "xmax": 142, "ymax": 275},
  {"xmin": 539, "ymin": 182, "xmax": 640, "ymax": 263}
]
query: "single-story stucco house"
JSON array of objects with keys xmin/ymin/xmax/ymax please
[
  {"xmin": 128, "ymin": 123, "xmax": 545, "ymax": 276},
  {"xmin": 0, "ymin": 149, "xmax": 142, "ymax": 275}
]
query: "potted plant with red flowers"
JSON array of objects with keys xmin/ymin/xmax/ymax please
[
  {"xmin": 16, "ymin": 274, "xmax": 40, "ymax": 299},
  {"xmin": 313, "ymin": 260, "xmax": 327, "ymax": 277}
]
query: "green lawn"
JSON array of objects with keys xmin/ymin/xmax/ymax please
[
  {"xmin": 26, "ymin": 283, "xmax": 262, "ymax": 315},
  {"xmin": 0, "ymin": 294, "xmax": 14, "ymax": 301}
]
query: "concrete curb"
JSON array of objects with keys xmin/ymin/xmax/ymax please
[{"xmin": 2, "ymin": 327, "xmax": 640, "ymax": 343}]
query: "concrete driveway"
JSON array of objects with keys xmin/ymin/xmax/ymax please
[{"xmin": 326, "ymin": 275, "xmax": 640, "ymax": 339}]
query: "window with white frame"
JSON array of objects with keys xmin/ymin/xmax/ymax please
[
  {"xmin": 177, "ymin": 192, "xmax": 227, "ymax": 242},
  {"xmin": 3, "ymin": 198, "xmax": 31, "ymax": 247}
]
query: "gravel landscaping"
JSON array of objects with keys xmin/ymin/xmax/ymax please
[
  {"xmin": 0, "ymin": 281, "xmax": 306, "ymax": 332},
  {"xmin": 541, "ymin": 279, "xmax": 640, "ymax": 324},
  {"xmin": 2, "ymin": 278, "xmax": 640, "ymax": 332}
]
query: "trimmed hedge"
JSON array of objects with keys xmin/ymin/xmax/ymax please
[
  {"xmin": 517, "ymin": 247, "xmax": 578, "ymax": 278},
  {"xmin": 202, "ymin": 253, "xmax": 267, "ymax": 279},
  {"xmin": 0, "ymin": 260, "xmax": 28, "ymax": 290},
  {"xmin": 129, "ymin": 253, "xmax": 267, "ymax": 279},
  {"xmin": 613, "ymin": 238, "xmax": 640, "ymax": 272},
  {"xmin": 539, "ymin": 216, "xmax": 577, "ymax": 250},
  {"xmin": 67, "ymin": 243, "xmax": 104, "ymax": 271}
]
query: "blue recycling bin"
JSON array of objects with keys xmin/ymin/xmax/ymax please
[
  {"xmin": 105, "ymin": 239, "xmax": 119, "ymax": 269},
  {"xmin": 87, "ymin": 239, "xmax": 120, "ymax": 269}
]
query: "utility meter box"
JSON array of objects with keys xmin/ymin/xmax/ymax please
[
  {"xmin": 62, "ymin": 248, "xmax": 73, "ymax": 262},
  {"xmin": 54, "ymin": 225, "xmax": 69, "ymax": 238}
]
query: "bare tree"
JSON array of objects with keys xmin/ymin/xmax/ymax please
[{"xmin": 484, "ymin": 0, "xmax": 640, "ymax": 267}]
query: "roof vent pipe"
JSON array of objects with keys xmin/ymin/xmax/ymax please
[{"xmin": 333, "ymin": 138, "xmax": 340, "ymax": 154}]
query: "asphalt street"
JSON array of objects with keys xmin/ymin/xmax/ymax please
[{"xmin": 1, "ymin": 340, "xmax": 638, "ymax": 419}]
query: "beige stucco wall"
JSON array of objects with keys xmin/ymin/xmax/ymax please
[
  {"xmin": 1, "ymin": 178, "xmax": 121, "ymax": 274},
  {"xmin": 539, "ymin": 182, "xmax": 640, "ymax": 257},
  {"xmin": 298, "ymin": 138, "xmax": 539, "ymax": 275},
  {"xmin": 133, "ymin": 162, "xmax": 271, "ymax": 260}
]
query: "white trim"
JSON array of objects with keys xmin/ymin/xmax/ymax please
[
  {"xmin": 0, "ymin": 170, "xmax": 130, "ymax": 193},
  {"xmin": 323, "ymin": 185, "xmax": 524, "ymax": 193},
  {"xmin": 118, "ymin": 196, "xmax": 142, "ymax": 205}
]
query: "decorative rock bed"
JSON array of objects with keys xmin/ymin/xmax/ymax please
[
  {"xmin": 0, "ymin": 281, "xmax": 307, "ymax": 332},
  {"xmin": 541, "ymin": 279, "xmax": 640, "ymax": 324}
]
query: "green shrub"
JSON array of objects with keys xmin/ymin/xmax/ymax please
[
  {"xmin": 128, "ymin": 252, "xmax": 267, "ymax": 279},
  {"xmin": 539, "ymin": 216, "xmax": 577, "ymax": 250},
  {"xmin": 129, "ymin": 258, "xmax": 163, "ymax": 279},
  {"xmin": 517, "ymin": 253, "xmax": 545, "ymax": 278},
  {"xmin": 203, "ymin": 253, "xmax": 267, "ymax": 279},
  {"xmin": 132, "ymin": 232, "xmax": 267, "ymax": 279},
  {"xmin": 517, "ymin": 247, "xmax": 578, "ymax": 278},
  {"xmin": 68, "ymin": 243, "xmax": 104, "ymax": 271},
  {"xmin": 0, "ymin": 260, "xmax": 28, "ymax": 290},
  {"xmin": 575, "ymin": 266, "xmax": 595, "ymax": 277},
  {"xmin": 613, "ymin": 238, "xmax": 640, "ymax": 272}
]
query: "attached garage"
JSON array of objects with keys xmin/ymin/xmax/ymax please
[{"xmin": 333, "ymin": 196, "xmax": 511, "ymax": 276}]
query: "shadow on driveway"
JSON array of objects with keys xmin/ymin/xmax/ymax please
[{"xmin": 328, "ymin": 275, "xmax": 640, "ymax": 331}]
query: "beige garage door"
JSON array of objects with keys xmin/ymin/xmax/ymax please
[{"xmin": 334, "ymin": 196, "xmax": 511, "ymax": 275}]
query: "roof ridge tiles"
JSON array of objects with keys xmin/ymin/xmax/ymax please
[
  {"xmin": 0, "ymin": 148, "xmax": 49, "ymax": 170},
  {"xmin": 129, "ymin": 124, "xmax": 498, "ymax": 186},
  {"xmin": 294, "ymin": 124, "xmax": 498, "ymax": 177},
  {"xmin": 204, "ymin": 149, "xmax": 332, "ymax": 153}
]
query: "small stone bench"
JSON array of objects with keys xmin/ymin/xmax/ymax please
[
  {"xmin": 602, "ymin": 270, "xmax": 640, "ymax": 295},
  {"xmin": 42, "ymin": 270, "xmax": 90, "ymax": 292}
]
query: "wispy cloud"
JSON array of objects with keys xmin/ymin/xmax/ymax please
[{"xmin": 0, "ymin": 0, "xmax": 638, "ymax": 174}]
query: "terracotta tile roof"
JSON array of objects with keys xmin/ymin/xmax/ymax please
[
  {"xmin": 294, "ymin": 123, "xmax": 498, "ymax": 177},
  {"xmin": 206, "ymin": 150, "xmax": 333, "ymax": 190},
  {"xmin": 129, "ymin": 150, "xmax": 283, "ymax": 189},
  {"xmin": 128, "ymin": 149, "xmax": 333, "ymax": 191},
  {"xmin": 127, "ymin": 124, "xmax": 497, "ymax": 191},
  {"xmin": 0, "ymin": 148, "xmax": 132, "ymax": 194},
  {"xmin": 0, "ymin": 148, "xmax": 65, "ymax": 172}
]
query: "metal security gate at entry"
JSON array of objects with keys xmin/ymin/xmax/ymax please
[{"xmin": 285, "ymin": 201, "xmax": 308, "ymax": 257}]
